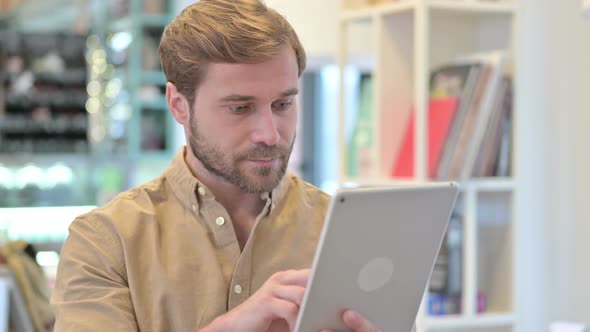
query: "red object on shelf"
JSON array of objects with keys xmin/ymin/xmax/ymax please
[{"xmin": 392, "ymin": 97, "xmax": 459, "ymax": 178}]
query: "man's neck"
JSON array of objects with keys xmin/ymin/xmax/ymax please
[{"xmin": 184, "ymin": 149, "xmax": 266, "ymax": 221}]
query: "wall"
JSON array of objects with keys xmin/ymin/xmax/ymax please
[
  {"xmin": 264, "ymin": 0, "xmax": 340, "ymax": 62},
  {"xmin": 516, "ymin": 0, "xmax": 590, "ymax": 330}
]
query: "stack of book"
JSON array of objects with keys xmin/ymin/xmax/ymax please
[{"xmin": 392, "ymin": 50, "xmax": 513, "ymax": 180}]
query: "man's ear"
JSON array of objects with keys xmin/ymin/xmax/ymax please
[{"xmin": 166, "ymin": 82, "xmax": 191, "ymax": 126}]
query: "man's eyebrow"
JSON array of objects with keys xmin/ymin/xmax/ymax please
[
  {"xmin": 279, "ymin": 88, "xmax": 299, "ymax": 97},
  {"xmin": 219, "ymin": 88, "xmax": 299, "ymax": 103},
  {"xmin": 220, "ymin": 94, "xmax": 255, "ymax": 102}
]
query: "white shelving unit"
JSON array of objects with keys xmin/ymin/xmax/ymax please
[
  {"xmin": 338, "ymin": 1, "xmax": 518, "ymax": 331},
  {"xmin": 422, "ymin": 313, "xmax": 514, "ymax": 329}
]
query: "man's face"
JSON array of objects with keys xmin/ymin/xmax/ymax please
[{"xmin": 187, "ymin": 47, "xmax": 299, "ymax": 193}]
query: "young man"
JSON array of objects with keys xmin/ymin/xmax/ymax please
[{"xmin": 52, "ymin": 1, "xmax": 380, "ymax": 331}]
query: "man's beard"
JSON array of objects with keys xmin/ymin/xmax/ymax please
[{"xmin": 188, "ymin": 119, "xmax": 294, "ymax": 194}]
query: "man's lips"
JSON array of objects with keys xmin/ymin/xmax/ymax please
[{"xmin": 248, "ymin": 158, "xmax": 279, "ymax": 166}]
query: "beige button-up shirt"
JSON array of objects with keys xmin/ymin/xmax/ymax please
[{"xmin": 51, "ymin": 149, "xmax": 330, "ymax": 331}]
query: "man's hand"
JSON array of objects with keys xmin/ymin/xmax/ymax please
[
  {"xmin": 341, "ymin": 310, "xmax": 381, "ymax": 332},
  {"xmin": 320, "ymin": 310, "xmax": 381, "ymax": 332},
  {"xmin": 200, "ymin": 269, "xmax": 381, "ymax": 332},
  {"xmin": 201, "ymin": 269, "xmax": 309, "ymax": 332}
]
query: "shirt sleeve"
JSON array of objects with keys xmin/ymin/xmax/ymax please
[{"xmin": 51, "ymin": 216, "xmax": 139, "ymax": 331}]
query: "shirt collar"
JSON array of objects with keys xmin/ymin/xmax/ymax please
[{"xmin": 165, "ymin": 147, "xmax": 291, "ymax": 214}]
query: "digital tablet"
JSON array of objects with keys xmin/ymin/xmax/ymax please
[{"xmin": 294, "ymin": 182, "xmax": 459, "ymax": 332}]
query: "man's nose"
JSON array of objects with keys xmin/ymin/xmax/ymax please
[{"xmin": 250, "ymin": 107, "xmax": 280, "ymax": 146}]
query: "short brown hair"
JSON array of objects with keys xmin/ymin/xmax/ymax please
[{"xmin": 159, "ymin": 0, "xmax": 307, "ymax": 106}]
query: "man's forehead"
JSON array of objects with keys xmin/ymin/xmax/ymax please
[
  {"xmin": 208, "ymin": 47, "xmax": 298, "ymax": 76},
  {"xmin": 209, "ymin": 62, "xmax": 297, "ymax": 79}
]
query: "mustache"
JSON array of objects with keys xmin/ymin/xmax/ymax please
[{"xmin": 236, "ymin": 145, "xmax": 290, "ymax": 161}]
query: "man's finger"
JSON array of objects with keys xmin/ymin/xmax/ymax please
[
  {"xmin": 273, "ymin": 285, "xmax": 306, "ymax": 306},
  {"xmin": 342, "ymin": 310, "xmax": 380, "ymax": 332},
  {"xmin": 269, "ymin": 298, "xmax": 300, "ymax": 331},
  {"xmin": 273, "ymin": 269, "xmax": 310, "ymax": 286}
]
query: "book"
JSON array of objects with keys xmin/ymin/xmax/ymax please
[
  {"xmin": 392, "ymin": 63, "xmax": 480, "ymax": 178},
  {"xmin": 434, "ymin": 63, "xmax": 484, "ymax": 179},
  {"xmin": 495, "ymin": 96, "xmax": 513, "ymax": 177},
  {"xmin": 427, "ymin": 293, "xmax": 461, "ymax": 316},
  {"xmin": 442, "ymin": 64, "xmax": 493, "ymax": 179},
  {"xmin": 455, "ymin": 50, "xmax": 508, "ymax": 180},
  {"xmin": 472, "ymin": 77, "xmax": 512, "ymax": 177},
  {"xmin": 430, "ymin": 64, "xmax": 478, "ymax": 99},
  {"xmin": 446, "ymin": 213, "xmax": 463, "ymax": 295},
  {"xmin": 347, "ymin": 74, "xmax": 374, "ymax": 177},
  {"xmin": 429, "ymin": 253, "xmax": 449, "ymax": 293},
  {"xmin": 429, "ymin": 211, "xmax": 463, "ymax": 294},
  {"xmin": 392, "ymin": 97, "xmax": 459, "ymax": 178}
]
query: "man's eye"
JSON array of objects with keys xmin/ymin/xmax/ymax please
[
  {"xmin": 273, "ymin": 100, "xmax": 292, "ymax": 111},
  {"xmin": 228, "ymin": 105, "xmax": 251, "ymax": 114}
]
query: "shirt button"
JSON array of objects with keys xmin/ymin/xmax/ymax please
[
  {"xmin": 234, "ymin": 284, "xmax": 242, "ymax": 294},
  {"xmin": 215, "ymin": 217, "xmax": 225, "ymax": 226},
  {"xmin": 198, "ymin": 187, "xmax": 206, "ymax": 196},
  {"xmin": 192, "ymin": 204, "xmax": 197, "ymax": 212}
]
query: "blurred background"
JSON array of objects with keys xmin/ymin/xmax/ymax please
[{"xmin": 0, "ymin": 0, "xmax": 589, "ymax": 331}]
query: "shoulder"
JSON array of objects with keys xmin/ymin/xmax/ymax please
[
  {"xmin": 283, "ymin": 173, "xmax": 331, "ymax": 211},
  {"xmin": 70, "ymin": 176, "xmax": 170, "ymax": 239}
]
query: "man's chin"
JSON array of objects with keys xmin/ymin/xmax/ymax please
[{"xmin": 239, "ymin": 169, "xmax": 285, "ymax": 193}]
